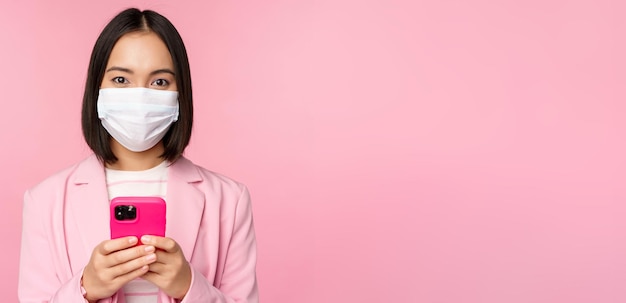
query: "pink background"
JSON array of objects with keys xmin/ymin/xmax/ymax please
[{"xmin": 1, "ymin": 0, "xmax": 624, "ymax": 302}]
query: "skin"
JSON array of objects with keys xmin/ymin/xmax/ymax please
[
  {"xmin": 102, "ymin": 30, "xmax": 177, "ymax": 172},
  {"xmin": 81, "ymin": 31, "xmax": 192, "ymax": 302}
]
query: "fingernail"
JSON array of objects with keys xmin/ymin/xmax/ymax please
[
  {"xmin": 146, "ymin": 253, "xmax": 156, "ymax": 262},
  {"xmin": 141, "ymin": 235, "xmax": 151, "ymax": 243},
  {"xmin": 145, "ymin": 245, "xmax": 155, "ymax": 253},
  {"xmin": 129, "ymin": 237, "xmax": 138, "ymax": 244}
]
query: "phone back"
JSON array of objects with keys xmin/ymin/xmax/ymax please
[{"xmin": 110, "ymin": 196, "xmax": 166, "ymax": 240}]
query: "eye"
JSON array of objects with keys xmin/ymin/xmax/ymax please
[
  {"xmin": 112, "ymin": 76, "xmax": 129, "ymax": 84},
  {"xmin": 152, "ymin": 79, "xmax": 170, "ymax": 87}
]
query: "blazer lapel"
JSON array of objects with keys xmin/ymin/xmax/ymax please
[
  {"xmin": 65, "ymin": 155, "xmax": 205, "ymax": 268},
  {"xmin": 68, "ymin": 155, "xmax": 111, "ymax": 263},
  {"xmin": 165, "ymin": 157, "xmax": 205, "ymax": 260}
]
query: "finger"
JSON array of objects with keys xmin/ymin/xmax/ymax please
[
  {"xmin": 113, "ymin": 264, "xmax": 151, "ymax": 286},
  {"xmin": 110, "ymin": 252, "xmax": 157, "ymax": 279},
  {"xmin": 103, "ymin": 245, "xmax": 156, "ymax": 268},
  {"xmin": 147, "ymin": 261, "xmax": 168, "ymax": 274},
  {"xmin": 99, "ymin": 237, "xmax": 138, "ymax": 255},
  {"xmin": 141, "ymin": 236, "xmax": 179, "ymax": 253},
  {"xmin": 144, "ymin": 251, "xmax": 174, "ymax": 276},
  {"xmin": 148, "ymin": 250, "xmax": 189, "ymax": 275},
  {"xmin": 141, "ymin": 271, "xmax": 162, "ymax": 285},
  {"xmin": 153, "ymin": 249, "xmax": 176, "ymax": 264}
]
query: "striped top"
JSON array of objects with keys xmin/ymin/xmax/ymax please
[{"xmin": 105, "ymin": 160, "xmax": 169, "ymax": 303}]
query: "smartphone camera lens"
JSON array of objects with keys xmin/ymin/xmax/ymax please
[{"xmin": 114, "ymin": 205, "xmax": 137, "ymax": 221}]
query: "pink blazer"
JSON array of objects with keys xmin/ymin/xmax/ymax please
[{"xmin": 18, "ymin": 155, "xmax": 259, "ymax": 303}]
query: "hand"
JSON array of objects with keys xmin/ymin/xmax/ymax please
[
  {"xmin": 140, "ymin": 235, "xmax": 192, "ymax": 299},
  {"xmin": 82, "ymin": 237, "xmax": 157, "ymax": 302}
]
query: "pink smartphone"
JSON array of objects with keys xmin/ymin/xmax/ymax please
[{"xmin": 110, "ymin": 196, "xmax": 166, "ymax": 242}]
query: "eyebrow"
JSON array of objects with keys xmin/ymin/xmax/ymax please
[{"xmin": 105, "ymin": 66, "xmax": 176, "ymax": 76}]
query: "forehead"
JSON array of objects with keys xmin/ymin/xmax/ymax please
[{"xmin": 106, "ymin": 31, "xmax": 174, "ymax": 70}]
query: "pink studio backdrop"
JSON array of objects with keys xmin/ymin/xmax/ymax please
[{"xmin": 1, "ymin": 0, "xmax": 624, "ymax": 302}]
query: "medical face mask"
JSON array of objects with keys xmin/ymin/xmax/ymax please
[{"xmin": 97, "ymin": 88, "xmax": 180, "ymax": 152}]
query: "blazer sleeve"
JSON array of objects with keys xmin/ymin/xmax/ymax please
[
  {"xmin": 18, "ymin": 189, "xmax": 89, "ymax": 303},
  {"xmin": 180, "ymin": 185, "xmax": 259, "ymax": 303}
]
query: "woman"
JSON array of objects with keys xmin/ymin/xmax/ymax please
[{"xmin": 18, "ymin": 8, "xmax": 258, "ymax": 303}]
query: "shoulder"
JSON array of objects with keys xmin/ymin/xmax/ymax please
[
  {"xmin": 173, "ymin": 157, "xmax": 245, "ymax": 187},
  {"xmin": 172, "ymin": 156, "xmax": 248, "ymax": 195},
  {"xmin": 26, "ymin": 155, "xmax": 101, "ymax": 200}
]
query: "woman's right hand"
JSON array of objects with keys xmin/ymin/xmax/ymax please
[{"xmin": 81, "ymin": 236, "xmax": 157, "ymax": 302}]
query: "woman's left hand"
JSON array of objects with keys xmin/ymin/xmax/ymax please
[{"xmin": 140, "ymin": 235, "xmax": 192, "ymax": 300}]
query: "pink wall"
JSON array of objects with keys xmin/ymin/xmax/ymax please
[{"xmin": 1, "ymin": 0, "xmax": 624, "ymax": 302}]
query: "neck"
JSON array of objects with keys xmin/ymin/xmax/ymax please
[{"xmin": 107, "ymin": 140, "xmax": 166, "ymax": 171}]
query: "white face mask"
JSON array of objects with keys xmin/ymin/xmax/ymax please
[{"xmin": 97, "ymin": 88, "xmax": 180, "ymax": 152}]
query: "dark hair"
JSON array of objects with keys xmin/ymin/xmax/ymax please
[{"xmin": 82, "ymin": 8, "xmax": 193, "ymax": 164}]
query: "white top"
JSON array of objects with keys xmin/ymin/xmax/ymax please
[{"xmin": 106, "ymin": 160, "xmax": 168, "ymax": 303}]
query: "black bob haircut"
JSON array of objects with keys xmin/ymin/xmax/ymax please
[{"xmin": 82, "ymin": 8, "xmax": 193, "ymax": 164}]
